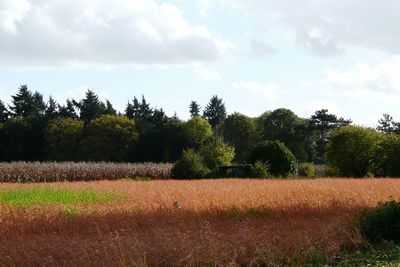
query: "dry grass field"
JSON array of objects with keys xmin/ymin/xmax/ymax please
[{"xmin": 1, "ymin": 178, "xmax": 400, "ymax": 266}]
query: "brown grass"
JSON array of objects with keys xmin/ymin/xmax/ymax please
[{"xmin": 1, "ymin": 178, "xmax": 400, "ymax": 266}]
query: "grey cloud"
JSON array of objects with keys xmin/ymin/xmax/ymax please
[{"xmin": 249, "ymin": 0, "xmax": 400, "ymax": 56}]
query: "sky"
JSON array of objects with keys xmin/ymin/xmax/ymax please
[{"xmin": 0, "ymin": 0, "xmax": 399, "ymax": 126}]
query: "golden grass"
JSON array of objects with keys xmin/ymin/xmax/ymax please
[{"xmin": 1, "ymin": 178, "xmax": 400, "ymax": 266}]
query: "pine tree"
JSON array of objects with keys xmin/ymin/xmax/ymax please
[
  {"xmin": 125, "ymin": 97, "xmax": 141, "ymax": 119},
  {"xmin": 140, "ymin": 95, "xmax": 153, "ymax": 119},
  {"xmin": 105, "ymin": 100, "xmax": 117, "ymax": 116},
  {"xmin": 203, "ymin": 95, "xmax": 226, "ymax": 128},
  {"xmin": 31, "ymin": 91, "xmax": 46, "ymax": 117},
  {"xmin": 9, "ymin": 85, "xmax": 34, "ymax": 117},
  {"xmin": 0, "ymin": 99, "xmax": 9, "ymax": 123},
  {"xmin": 377, "ymin": 113, "xmax": 395, "ymax": 133},
  {"xmin": 73, "ymin": 90, "xmax": 106, "ymax": 122},
  {"xmin": 59, "ymin": 99, "xmax": 78, "ymax": 119},
  {"xmin": 189, "ymin": 101, "xmax": 201, "ymax": 117},
  {"xmin": 45, "ymin": 96, "xmax": 58, "ymax": 119}
]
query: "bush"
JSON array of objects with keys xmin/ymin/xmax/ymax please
[
  {"xmin": 373, "ymin": 134, "xmax": 400, "ymax": 177},
  {"xmin": 322, "ymin": 165, "xmax": 340, "ymax": 177},
  {"xmin": 248, "ymin": 141, "xmax": 297, "ymax": 177},
  {"xmin": 171, "ymin": 149, "xmax": 210, "ymax": 179},
  {"xmin": 199, "ymin": 137, "xmax": 235, "ymax": 169},
  {"xmin": 360, "ymin": 201, "xmax": 400, "ymax": 244},
  {"xmin": 327, "ymin": 126, "xmax": 382, "ymax": 177},
  {"xmin": 250, "ymin": 161, "xmax": 271, "ymax": 178},
  {"xmin": 298, "ymin": 163, "xmax": 316, "ymax": 178}
]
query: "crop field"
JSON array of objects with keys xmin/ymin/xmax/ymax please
[{"xmin": 1, "ymin": 178, "xmax": 400, "ymax": 266}]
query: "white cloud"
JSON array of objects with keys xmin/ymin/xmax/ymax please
[
  {"xmin": 324, "ymin": 57, "xmax": 400, "ymax": 97},
  {"xmin": 193, "ymin": 67, "xmax": 221, "ymax": 81},
  {"xmin": 236, "ymin": 81, "xmax": 283, "ymax": 100},
  {"xmin": 249, "ymin": 0, "xmax": 400, "ymax": 56},
  {"xmin": 0, "ymin": 0, "xmax": 30, "ymax": 34},
  {"xmin": 0, "ymin": 0, "xmax": 232, "ymax": 68}
]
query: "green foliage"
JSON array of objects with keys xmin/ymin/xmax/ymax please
[
  {"xmin": 79, "ymin": 115, "xmax": 138, "ymax": 161},
  {"xmin": 171, "ymin": 149, "xmax": 210, "ymax": 179},
  {"xmin": 203, "ymin": 95, "xmax": 226, "ymax": 128},
  {"xmin": 0, "ymin": 99, "xmax": 8, "ymax": 123},
  {"xmin": 258, "ymin": 108, "xmax": 312, "ymax": 162},
  {"xmin": 183, "ymin": 116, "xmax": 213, "ymax": 146},
  {"xmin": 45, "ymin": 118, "xmax": 84, "ymax": 161},
  {"xmin": 322, "ymin": 165, "xmax": 340, "ymax": 177},
  {"xmin": 222, "ymin": 112, "xmax": 259, "ymax": 162},
  {"xmin": 189, "ymin": 101, "xmax": 201, "ymax": 118},
  {"xmin": 310, "ymin": 109, "xmax": 352, "ymax": 163},
  {"xmin": 74, "ymin": 90, "xmax": 107, "ymax": 123},
  {"xmin": 248, "ymin": 141, "xmax": 297, "ymax": 177},
  {"xmin": 327, "ymin": 126, "xmax": 382, "ymax": 177},
  {"xmin": 0, "ymin": 188, "xmax": 117, "ymax": 207},
  {"xmin": 59, "ymin": 99, "xmax": 78, "ymax": 119},
  {"xmin": 250, "ymin": 161, "xmax": 271, "ymax": 178},
  {"xmin": 0, "ymin": 117, "xmax": 47, "ymax": 161},
  {"xmin": 373, "ymin": 134, "xmax": 400, "ymax": 177},
  {"xmin": 132, "ymin": 118, "xmax": 188, "ymax": 162},
  {"xmin": 360, "ymin": 201, "xmax": 400, "ymax": 244},
  {"xmin": 199, "ymin": 137, "xmax": 235, "ymax": 169},
  {"xmin": 298, "ymin": 163, "xmax": 316, "ymax": 178}
]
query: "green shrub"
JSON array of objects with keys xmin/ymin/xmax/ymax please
[
  {"xmin": 298, "ymin": 163, "xmax": 316, "ymax": 178},
  {"xmin": 171, "ymin": 149, "xmax": 210, "ymax": 179},
  {"xmin": 323, "ymin": 165, "xmax": 340, "ymax": 177},
  {"xmin": 250, "ymin": 161, "xmax": 271, "ymax": 178},
  {"xmin": 248, "ymin": 140, "xmax": 297, "ymax": 177},
  {"xmin": 327, "ymin": 126, "xmax": 382, "ymax": 177},
  {"xmin": 199, "ymin": 137, "xmax": 235, "ymax": 169},
  {"xmin": 360, "ymin": 201, "xmax": 400, "ymax": 244}
]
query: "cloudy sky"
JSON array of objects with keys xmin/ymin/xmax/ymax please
[{"xmin": 0, "ymin": 0, "xmax": 399, "ymax": 125}]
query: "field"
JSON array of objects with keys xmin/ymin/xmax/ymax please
[{"xmin": 1, "ymin": 178, "xmax": 400, "ymax": 266}]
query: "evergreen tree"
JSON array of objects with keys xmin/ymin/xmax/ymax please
[
  {"xmin": 0, "ymin": 99, "xmax": 9, "ymax": 123},
  {"xmin": 377, "ymin": 113, "xmax": 395, "ymax": 133},
  {"xmin": 59, "ymin": 99, "xmax": 78, "ymax": 119},
  {"xmin": 189, "ymin": 101, "xmax": 201, "ymax": 117},
  {"xmin": 125, "ymin": 97, "xmax": 141, "ymax": 119},
  {"xmin": 73, "ymin": 90, "xmax": 106, "ymax": 123},
  {"xmin": 140, "ymin": 95, "xmax": 153, "ymax": 120},
  {"xmin": 203, "ymin": 95, "xmax": 226, "ymax": 128},
  {"xmin": 45, "ymin": 96, "xmax": 58, "ymax": 119},
  {"xmin": 9, "ymin": 85, "xmax": 34, "ymax": 117},
  {"xmin": 310, "ymin": 109, "xmax": 352, "ymax": 162},
  {"xmin": 31, "ymin": 91, "xmax": 46, "ymax": 117},
  {"xmin": 105, "ymin": 100, "xmax": 117, "ymax": 116}
]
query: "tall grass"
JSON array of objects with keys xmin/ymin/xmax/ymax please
[
  {"xmin": 0, "ymin": 162, "xmax": 172, "ymax": 182},
  {"xmin": 1, "ymin": 179, "xmax": 400, "ymax": 265}
]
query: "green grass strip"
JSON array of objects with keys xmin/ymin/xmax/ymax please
[{"xmin": 0, "ymin": 188, "xmax": 117, "ymax": 207}]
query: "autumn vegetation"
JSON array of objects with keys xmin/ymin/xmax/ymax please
[{"xmin": 1, "ymin": 85, "xmax": 400, "ymax": 265}]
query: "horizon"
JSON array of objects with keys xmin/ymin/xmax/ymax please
[{"xmin": 1, "ymin": 0, "xmax": 400, "ymax": 127}]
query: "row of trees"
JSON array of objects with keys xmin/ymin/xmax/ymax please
[
  {"xmin": 0, "ymin": 85, "xmax": 397, "ymax": 173},
  {"xmin": 327, "ymin": 126, "xmax": 400, "ymax": 177}
]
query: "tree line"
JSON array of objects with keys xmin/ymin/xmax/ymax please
[{"xmin": 0, "ymin": 85, "xmax": 398, "ymax": 177}]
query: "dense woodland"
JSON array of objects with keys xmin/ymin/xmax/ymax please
[{"xmin": 0, "ymin": 85, "xmax": 399, "ymax": 177}]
